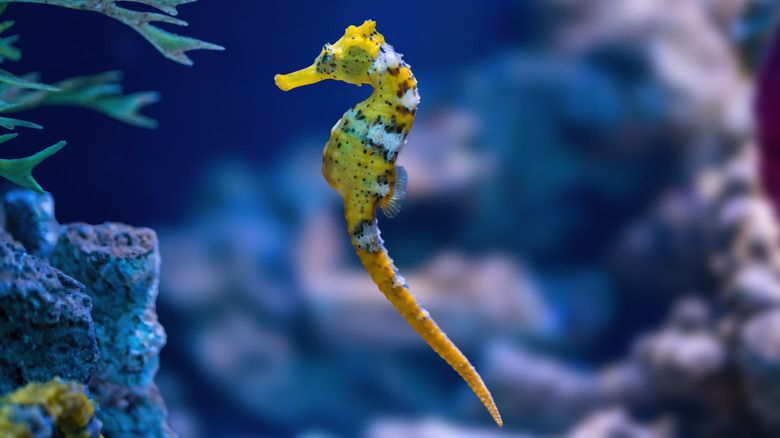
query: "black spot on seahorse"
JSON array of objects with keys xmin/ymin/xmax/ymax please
[
  {"xmin": 395, "ymin": 105, "xmax": 411, "ymax": 114},
  {"xmin": 385, "ymin": 124, "xmax": 405, "ymax": 134},
  {"xmin": 365, "ymin": 138, "xmax": 393, "ymax": 162},
  {"xmin": 396, "ymin": 80, "xmax": 413, "ymax": 98}
]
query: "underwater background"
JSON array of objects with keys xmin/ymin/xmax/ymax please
[{"xmin": 2, "ymin": 0, "xmax": 780, "ymax": 437}]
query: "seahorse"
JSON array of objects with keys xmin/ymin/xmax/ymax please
[{"xmin": 275, "ymin": 20, "xmax": 502, "ymax": 426}]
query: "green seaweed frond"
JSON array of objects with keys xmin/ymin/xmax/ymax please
[
  {"xmin": 0, "ymin": 21, "xmax": 66, "ymax": 194},
  {"xmin": 0, "ymin": 17, "xmax": 56, "ymax": 90},
  {"xmin": 0, "ymin": 134, "xmax": 65, "ymax": 193},
  {"xmin": 0, "ymin": 68, "xmax": 57, "ymax": 90},
  {"xmin": 0, "ymin": 19, "xmax": 21, "ymax": 62},
  {"xmin": 0, "ymin": 70, "xmax": 160, "ymax": 192},
  {"xmin": 0, "ymin": 0, "xmax": 221, "ymax": 192},
  {"xmin": 0, "ymin": 0, "xmax": 225, "ymax": 65},
  {"xmin": 3, "ymin": 71, "xmax": 161, "ymax": 128}
]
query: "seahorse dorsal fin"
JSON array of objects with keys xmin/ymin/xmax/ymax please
[{"xmin": 382, "ymin": 165, "xmax": 407, "ymax": 218}]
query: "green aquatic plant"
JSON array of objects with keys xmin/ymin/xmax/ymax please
[
  {"xmin": 0, "ymin": 0, "xmax": 222, "ymax": 193},
  {"xmin": 2, "ymin": 0, "xmax": 224, "ymax": 65}
]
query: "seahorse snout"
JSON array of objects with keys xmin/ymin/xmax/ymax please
[{"xmin": 274, "ymin": 65, "xmax": 325, "ymax": 91}]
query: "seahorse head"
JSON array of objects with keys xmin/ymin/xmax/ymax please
[{"xmin": 275, "ymin": 20, "xmax": 388, "ymax": 91}]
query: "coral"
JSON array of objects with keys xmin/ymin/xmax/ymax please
[
  {"xmin": 0, "ymin": 188, "xmax": 175, "ymax": 436},
  {"xmin": 365, "ymin": 418, "xmax": 509, "ymax": 438},
  {"xmin": 3, "ymin": 189, "xmax": 59, "ymax": 258},
  {"xmin": 565, "ymin": 409, "xmax": 668, "ymax": 438},
  {"xmin": 0, "ymin": 0, "xmax": 221, "ymax": 192},
  {"xmin": 0, "ymin": 378, "xmax": 102, "ymax": 438},
  {"xmin": 467, "ymin": 2, "xmax": 780, "ymax": 437},
  {"xmin": 89, "ymin": 378, "xmax": 175, "ymax": 438},
  {"xmin": 51, "ymin": 222, "xmax": 164, "ymax": 387},
  {"xmin": 0, "ymin": 227, "xmax": 99, "ymax": 395},
  {"xmin": 50, "ymin": 222, "xmax": 173, "ymax": 437},
  {"xmin": 737, "ymin": 308, "xmax": 780, "ymax": 433}
]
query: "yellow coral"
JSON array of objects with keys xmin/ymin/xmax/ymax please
[{"xmin": 0, "ymin": 378, "xmax": 102, "ymax": 438}]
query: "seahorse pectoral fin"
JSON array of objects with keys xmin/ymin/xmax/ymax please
[
  {"xmin": 275, "ymin": 64, "xmax": 327, "ymax": 91},
  {"xmin": 382, "ymin": 165, "xmax": 407, "ymax": 218}
]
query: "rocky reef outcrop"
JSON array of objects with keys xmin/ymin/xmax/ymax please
[
  {"xmin": 0, "ymin": 228, "xmax": 99, "ymax": 395},
  {"xmin": 0, "ymin": 189, "xmax": 175, "ymax": 438}
]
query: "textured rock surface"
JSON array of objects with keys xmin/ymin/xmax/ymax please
[
  {"xmin": 3, "ymin": 190, "xmax": 59, "ymax": 259},
  {"xmin": 51, "ymin": 222, "xmax": 173, "ymax": 438},
  {"xmin": 0, "ymin": 228, "xmax": 99, "ymax": 395},
  {"xmin": 51, "ymin": 222, "xmax": 165, "ymax": 387},
  {"xmin": 90, "ymin": 377, "xmax": 176, "ymax": 438}
]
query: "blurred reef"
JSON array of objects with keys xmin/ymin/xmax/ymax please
[{"xmin": 154, "ymin": 0, "xmax": 780, "ymax": 437}]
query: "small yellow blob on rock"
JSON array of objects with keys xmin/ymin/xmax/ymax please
[{"xmin": 0, "ymin": 378, "xmax": 102, "ymax": 438}]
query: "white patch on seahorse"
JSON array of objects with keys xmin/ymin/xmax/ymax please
[
  {"xmin": 341, "ymin": 110, "xmax": 406, "ymax": 161},
  {"xmin": 393, "ymin": 272, "xmax": 407, "ymax": 289},
  {"xmin": 331, "ymin": 119, "xmax": 342, "ymax": 134},
  {"xmin": 367, "ymin": 124, "xmax": 404, "ymax": 159},
  {"xmin": 373, "ymin": 183, "xmax": 391, "ymax": 197},
  {"xmin": 415, "ymin": 308, "xmax": 430, "ymax": 321},
  {"xmin": 372, "ymin": 44, "xmax": 400, "ymax": 74},
  {"xmin": 343, "ymin": 109, "xmax": 371, "ymax": 138},
  {"xmin": 353, "ymin": 220, "xmax": 381, "ymax": 252},
  {"xmin": 399, "ymin": 87, "xmax": 420, "ymax": 110},
  {"xmin": 383, "ymin": 138, "xmax": 406, "ymax": 161}
]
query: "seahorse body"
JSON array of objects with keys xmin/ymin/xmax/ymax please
[{"xmin": 275, "ymin": 20, "xmax": 502, "ymax": 426}]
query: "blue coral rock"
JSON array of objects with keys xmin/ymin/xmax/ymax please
[
  {"xmin": 51, "ymin": 222, "xmax": 165, "ymax": 387},
  {"xmin": 3, "ymin": 189, "xmax": 59, "ymax": 259},
  {"xmin": 0, "ymin": 228, "xmax": 99, "ymax": 395},
  {"xmin": 50, "ymin": 222, "xmax": 174, "ymax": 437},
  {"xmin": 89, "ymin": 377, "xmax": 176, "ymax": 438}
]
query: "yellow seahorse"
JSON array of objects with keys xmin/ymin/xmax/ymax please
[{"xmin": 275, "ymin": 20, "xmax": 502, "ymax": 426}]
